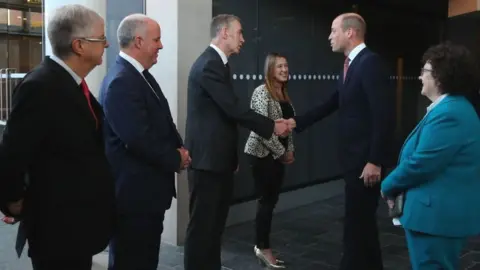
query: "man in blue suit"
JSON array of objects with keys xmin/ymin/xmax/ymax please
[
  {"xmin": 286, "ymin": 13, "xmax": 395, "ymax": 270},
  {"xmin": 99, "ymin": 14, "xmax": 191, "ymax": 270}
]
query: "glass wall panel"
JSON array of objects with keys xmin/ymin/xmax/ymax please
[{"xmin": 0, "ymin": 0, "xmax": 43, "ymax": 121}]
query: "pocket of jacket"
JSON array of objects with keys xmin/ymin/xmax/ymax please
[{"xmin": 415, "ymin": 194, "xmax": 431, "ymax": 207}]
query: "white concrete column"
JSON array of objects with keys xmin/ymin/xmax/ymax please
[
  {"xmin": 146, "ymin": 0, "xmax": 212, "ymax": 246},
  {"xmin": 44, "ymin": 0, "xmax": 107, "ymax": 97}
]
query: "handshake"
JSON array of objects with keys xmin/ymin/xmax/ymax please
[
  {"xmin": 274, "ymin": 118, "xmax": 296, "ymax": 137},
  {"xmin": 177, "ymin": 147, "xmax": 192, "ymax": 171}
]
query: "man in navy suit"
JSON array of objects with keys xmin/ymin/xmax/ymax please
[
  {"xmin": 99, "ymin": 14, "xmax": 191, "ymax": 270},
  {"xmin": 286, "ymin": 13, "xmax": 395, "ymax": 270}
]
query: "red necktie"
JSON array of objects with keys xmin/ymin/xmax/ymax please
[
  {"xmin": 343, "ymin": 57, "xmax": 350, "ymax": 82},
  {"xmin": 80, "ymin": 80, "xmax": 98, "ymax": 128}
]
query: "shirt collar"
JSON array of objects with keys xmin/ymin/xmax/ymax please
[
  {"xmin": 49, "ymin": 54, "xmax": 82, "ymax": 85},
  {"xmin": 209, "ymin": 44, "xmax": 228, "ymax": 65},
  {"xmin": 346, "ymin": 43, "xmax": 366, "ymax": 64},
  {"xmin": 427, "ymin": 94, "xmax": 448, "ymax": 113},
  {"xmin": 119, "ymin": 51, "xmax": 147, "ymax": 74}
]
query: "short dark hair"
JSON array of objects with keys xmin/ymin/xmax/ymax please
[
  {"xmin": 210, "ymin": 14, "xmax": 240, "ymax": 39},
  {"xmin": 422, "ymin": 42, "xmax": 480, "ymax": 116}
]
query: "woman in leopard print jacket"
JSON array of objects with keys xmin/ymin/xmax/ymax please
[{"xmin": 244, "ymin": 52, "xmax": 295, "ymax": 268}]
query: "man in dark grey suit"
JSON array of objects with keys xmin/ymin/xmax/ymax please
[{"xmin": 184, "ymin": 14, "xmax": 290, "ymax": 270}]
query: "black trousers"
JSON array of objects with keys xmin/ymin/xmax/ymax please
[
  {"xmin": 184, "ymin": 169, "xmax": 234, "ymax": 270},
  {"xmin": 340, "ymin": 167, "xmax": 383, "ymax": 270},
  {"xmin": 108, "ymin": 212, "xmax": 166, "ymax": 270},
  {"xmin": 31, "ymin": 256, "xmax": 92, "ymax": 270},
  {"xmin": 249, "ymin": 154, "xmax": 285, "ymax": 249}
]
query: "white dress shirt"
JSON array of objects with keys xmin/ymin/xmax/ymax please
[
  {"xmin": 119, "ymin": 51, "xmax": 160, "ymax": 92},
  {"xmin": 426, "ymin": 94, "xmax": 448, "ymax": 114},
  {"xmin": 346, "ymin": 43, "xmax": 367, "ymax": 64},
  {"xmin": 50, "ymin": 54, "xmax": 82, "ymax": 85},
  {"xmin": 209, "ymin": 44, "xmax": 228, "ymax": 65},
  {"xmin": 119, "ymin": 51, "xmax": 147, "ymax": 75}
]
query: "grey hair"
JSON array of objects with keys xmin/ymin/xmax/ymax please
[
  {"xmin": 47, "ymin": 4, "xmax": 103, "ymax": 59},
  {"xmin": 117, "ymin": 14, "xmax": 150, "ymax": 49},
  {"xmin": 210, "ymin": 14, "xmax": 240, "ymax": 39}
]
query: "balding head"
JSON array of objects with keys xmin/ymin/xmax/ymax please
[
  {"xmin": 209, "ymin": 14, "xmax": 245, "ymax": 56},
  {"xmin": 329, "ymin": 12, "xmax": 366, "ymax": 55},
  {"xmin": 117, "ymin": 14, "xmax": 163, "ymax": 70},
  {"xmin": 338, "ymin": 13, "xmax": 366, "ymax": 39},
  {"xmin": 117, "ymin": 14, "xmax": 152, "ymax": 49}
]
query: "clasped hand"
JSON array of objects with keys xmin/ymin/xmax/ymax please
[
  {"xmin": 274, "ymin": 118, "xmax": 296, "ymax": 137},
  {"xmin": 178, "ymin": 147, "xmax": 192, "ymax": 171},
  {"xmin": 280, "ymin": 151, "xmax": 295, "ymax": 165},
  {"xmin": 359, "ymin": 162, "xmax": 382, "ymax": 187},
  {"xmin": 381, "ymin": 191, "xmax": 395, "ymax": 210},
  {"xmin": 2, "ymin": 199, "xmax": 23, "ymax": 225}
]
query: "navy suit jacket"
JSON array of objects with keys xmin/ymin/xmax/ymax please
[
  {"xmin": 294, "ymin": 47, "xmax": 395, "ymax": 171},
  {"xmin": 99, "ymin": 56, "xmax": 183, "ymax": 214}
]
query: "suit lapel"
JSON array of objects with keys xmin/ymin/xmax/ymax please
[
  {"xmin": 148, "ymin": 79, "xmax": 171, "ymax": 113},
  {"xmin": 206, "ymin": 47, "xmax": 230, "ymax": 80},
  {"xmin": 402, "ymin": 96, "xmax": 452, "ymax": 147},
  {"xmin": 398, "ymin": 96, "xmax": 454, "ymax": 163},
  {"xmin": 397, "ymin": 114, "xmax": 428, "ymax": 163},
  {"xmin": 143, "ymin": 73, "xmax": 183, "ymax": 145},
  {"xmin": 147, "ymin": 79, "xmax": 182, "ymax": 143},
  {"xmin": 117, "ymin": 56, "xmax": 167, "ymax": 110},
  {"xmin": 117, "ymin": 56, "xmax": 182, "ymax": 145},
  {"xmin": 44, "ymin": 58, "xmax": 98, "ymax": 130},
  {"xmin": 343, "ymin": 48, "xmax": 368, "ymax": 85}
]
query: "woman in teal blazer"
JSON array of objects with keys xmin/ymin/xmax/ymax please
[{"xmin": 381, "ymin": 42, "xmax": 480, "ymax": 270}]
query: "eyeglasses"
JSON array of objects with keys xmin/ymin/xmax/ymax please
[{"xmin": 78, "ymin": 36, "xmax": 107, "ymax": 43}]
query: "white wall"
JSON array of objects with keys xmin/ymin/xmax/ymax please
[{"xmin": 145, "ymin": 0, "xmax": 212, "ymax": 245}]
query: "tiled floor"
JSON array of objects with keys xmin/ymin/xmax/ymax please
[
  {"xmin": 2, "ymin": 192, "xmax": 480, "ymax": 269},
  {"xmin": 157, "ymin": 193, "xmax": 480, "ymax": 270}
]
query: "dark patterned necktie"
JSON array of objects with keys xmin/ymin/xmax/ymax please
[
  {"xmin": 225, "ymin": 62, "xmax": 231, "ymax": 79},
  {"xmin": 142, "ymin": 69, "xmax": 183, "ymax": 145}
]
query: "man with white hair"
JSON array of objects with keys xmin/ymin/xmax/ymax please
[
  {"xmin": 99, "ymin": 14, "xmax": 190, "ymax": 270},
  {"xmin": 0, "ymin": 4, "xmax": 114, "ymax": 270}
]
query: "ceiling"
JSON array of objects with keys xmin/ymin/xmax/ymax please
[
  {"xmin": 377, "ymin": 0, "xmax": 448, "ymax": 17},
  {"xmin": 309, "ymin": 0, "xmax": 449, "ymax": 19}
]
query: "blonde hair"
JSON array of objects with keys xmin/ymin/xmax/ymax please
[{"xmin": 263, "ymin": 52, "xmax": 290, "ymax": 102}]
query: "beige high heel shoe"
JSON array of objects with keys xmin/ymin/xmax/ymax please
[{"xmin": 254, "ymin": 246, "xmax": 286, "ymax": 269}]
